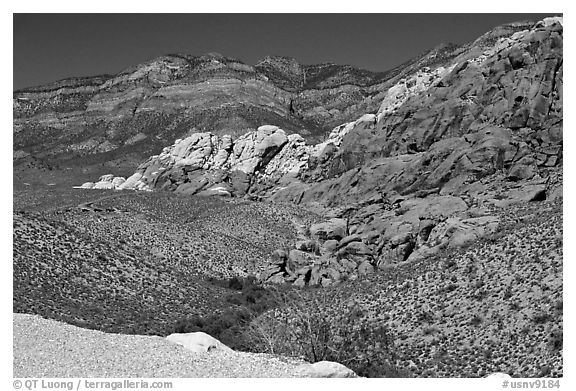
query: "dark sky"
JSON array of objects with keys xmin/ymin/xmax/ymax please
[{"xmin": 13, "ymin": 13, "xmax": 557, "ymax": 90}]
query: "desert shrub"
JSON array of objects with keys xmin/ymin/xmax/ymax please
[
  {"xmin": 532, "ymin": 312, "xmax": 552, "ymax": 324},
  {"xmin": 553, "ymin": 299, "xmax": 563, "ymax": 312},
  {"xmin": 469, "ymin": 315, "xmax": 483, "ymax": 326},
  {"xmin": 548, "ymin": 329, "xmax": 563, "ymax": 352},
  {"xmin": 423, "ymin": 326, "xmax": 438, "ymax": 336},
  {"xmin": 228, "ymin": 276, "xmax": 244, "ymax": 290},
  {"xmin": 244, "ymin": 289, "xmax": 407, "ymax": 378},
  {"xmin": 173, "ymin": 276, "xmax": 278, "ymax": 350},
  {"xmin": 503, "ymin": 285, "xmax": 513, "ymax": 299},
  {"xmin": 444, "ymin": 258, "xmax": 457, "ymax": 269},
  {"xmin": 173, "ymin": 308, "xmax": 254, "ymax": 350}
]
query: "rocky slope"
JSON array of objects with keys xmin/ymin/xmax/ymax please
[
  {"xmin": 13, "ymin": 189, "xmax": 323, "ymax": 335},
  {"xmin": 263, "ymin": 198, "xmax": 562, "ymax": 377}
]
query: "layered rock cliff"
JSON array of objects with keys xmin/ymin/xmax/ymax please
[{"xmin": 14, "ymin": 51, "xmax": 423, "ymax": 174}]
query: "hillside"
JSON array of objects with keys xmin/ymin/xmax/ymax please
[{"xmin": 13, "ymin": 188, "xmax": 321, "ymax": 335}]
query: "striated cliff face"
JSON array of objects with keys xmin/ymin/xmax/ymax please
[
  {"xmin": 14, "ymin": 52, "xmax": 416, "ymax": 174},
  {"xmin": 79, "ymin": 17, "xmax": 563, "ymax": 287},
  {"xmin": 14, "ymin": 53, "xmax": 305, "ymax": 172}
]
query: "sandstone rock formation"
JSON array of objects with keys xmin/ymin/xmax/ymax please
[
  {"xmin": 110, "ymin": 125, "xmax": 294, "ymax": 196},
  {"xmin": 75, "ymin": 174, "xmax": 127, "ymax": 190}
]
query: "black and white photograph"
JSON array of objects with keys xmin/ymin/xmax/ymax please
[{"xmin": 10, "ymin": 5, "xmax": 566, "ymax": 386}]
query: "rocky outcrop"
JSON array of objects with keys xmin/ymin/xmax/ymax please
[
  {"xmin": 375, "ymin": 64, "xmax": 457, "ymax": 121},
  {"xmin": 259, "ymin": 216, "xmax": 379, "ymax": 287},
  {"xmin": 75, "ymin": 174, "xmax": 127, "ymax": 190},
  {"xmin": 107, "ymin": 125, "xmax": 294, "ymax": 196},
  {"xmin": 309, "ymin": 218, "xmax": 347, "ymax": 242},
  {"xmin": 260, "ymin": 17, "xmax": 561, "ymax": 284}
]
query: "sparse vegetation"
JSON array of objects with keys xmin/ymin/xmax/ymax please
[{"xmin": 246, "ymin": 289, "xmax": 408, "ymax": 378}]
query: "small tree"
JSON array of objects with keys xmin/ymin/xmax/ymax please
[{"xmin": 245, "ymin": 288, "xmax": 407, "ymax": 377}]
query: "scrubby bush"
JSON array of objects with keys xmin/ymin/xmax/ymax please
[
  {"xmin": 245, "ymin": 289, "xmax": 407, "ymax": 377},
  {"xmin": 548, "ymin": 329, "xmax": 563, "ymax": 352},
  {"xmin": 173, "ymin": 276, "xmax": 278, "ymax": 350}
]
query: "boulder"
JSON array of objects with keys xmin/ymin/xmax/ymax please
[
  {"xmin": 267, "ymin": 274, "xmax": 286, "ymax": 284},
  {"xmin": 287, "ymin": 250, "xmax": 315, "ymax": 275},
  {"xmin": 175, "ymin": 178, "xmax": 209, "ymax": 195},
  {"xmin": 322, "ymin": 240, "xmax": 339, "ymax": 254},
  {"xmin": 309, "ymin": 265, "xmax": 322, "ymax": 286},
  {"xmin": 260, "ymin": 266, "xmax": 283, "ymax": 282},
  {"xmin": 380, "ymin": 240, "xmax": 415, "ymax": 264},
  {"xmin": 98, "ymin": 174, "xmax": 115, "ymax": 182},
  {"xmin": 338, "ymin": 234, "xmax": 362, "ymax": 248},
  {"xmin": 297, "ymin": 361, "xmax": 358, "ymax": 378},
  {"xmin": 111, "ymin": 177, "xmax": 126, "ymax": 188},
  {"xmin": 79, "ymin": 182, "xmax": 94, "ymax": 189},
  {"xmin": 508, "ymin": 184, "xmax": 547, "ymax": 202},
  {"xmin": 324, "ymin": 267, "xmax": 341, "ymax": 282},
  {"xmin": 390, "ymin": 232, "xmax": 413, "ymax": 247},
  {"xmin": 310, "ymin": 218, "xmax": 347, "ymax": 242},
  {"xmin": 231, "ymin": 127, "xmax": 288, "ymax": 173},
  {"xmin": 196, "ymin": 183, "xmax": 232, "ymax": 197},
  {"xmin": 293, "ymin": 275, "xmax": 306, "ymax": 287},
  {"xmin": 295, "ymin": 240, "xmax": 320, "ymax": 253},
  {"xmin": 357, "ymin": 260, "xmax": 375, "ymax": 275},
  {"xmin": 229, "ymin": 170, "xmax": 250, "ymax": 196},
  {"xmin": 321, "ymin": 278, "xmax": 333, "ymax": 287},
  {"xmin": 294, "ymin": 265, "xmax": 312, "ymax": 276},
  {"xmin": 271, "ymin": 249, "xmax": 288, "ymax": 265},
  {"xmin": 166, "ymin": 332, "xmax": 232, "ymax": 353},
  {"xmin": 339, "ymin": 258, "xmax": 357, "ymax": 272},
  {"xmin": 427, "ymin": 216, "xmax": 499, "ymax": 248},
  {"xmin": 93, "ymin": 181, "xmax": 115, "ymax": 190},
  {"xmin": 257, "ymin": 125, "xmax": 280, "ymax": 133},
  {"xmin": 341, "ymin": 241, "xmax": 372, "ymax": 256},
  {"xmin": 118, "ymin": 172, "xmax": 144, "ymax": 190}
]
